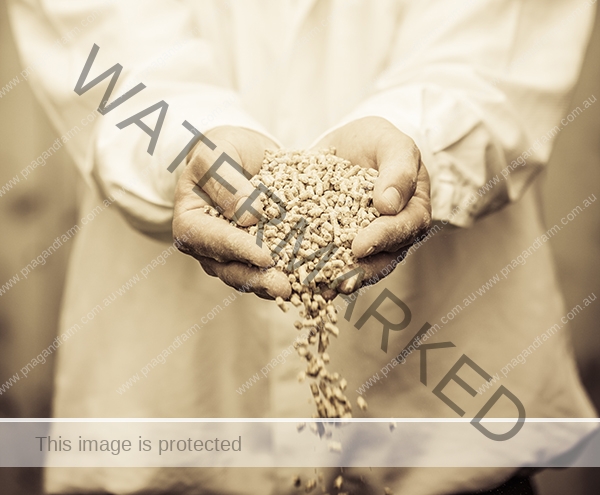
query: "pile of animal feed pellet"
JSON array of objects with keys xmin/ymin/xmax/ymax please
[{"xmin": 203, "ymin": 148, "xmax": 379, "ymax": 418}]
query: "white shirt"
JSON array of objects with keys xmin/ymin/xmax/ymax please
[{"xmin": 8, "ymin": 0, "xmax": 598, "ymax": 493}]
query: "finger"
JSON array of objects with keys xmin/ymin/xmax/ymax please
[
  {"xmin": 199, "ymin": 260, "xmax": 217, "ymax": 277},
  {"xmin": 174, "ymin": 209, "xmax": 274, "ymax": 268},
  {"xmin": 353, "ymin": 165, "xmax": 431, "ymax": 258},
  {"xmin": 188, "ymin": 139, "xmax": 264, "ymax": 227},
  {"xmin": 337, "ymin": 252, "xmax": 403, "ymax": 294},
  {"xmin": 316, "ymin": 282, "xmax": 338, "ymax": 301},
  {"xmin": 351, "ymin": 202, "xmax": 429, "ymax": 258},
  {"xmin": 372, "ymin": 135, "xmax": 420, "ymax": 215},
  {"xmin": 198, "ymin": 257, "xmax": 292, "ymax": 300},
  {"xmin": 328, "ymin": 265, "xmax": 366, "ymax": 295}
]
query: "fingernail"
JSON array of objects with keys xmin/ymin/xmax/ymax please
[
  {"xmin": 345, "ymin": 275, "xmax": 357, "ymax": 293},
  {"xmin": 234, "ymin": 196, "xmax": 263, "ymax": 226},
  {"xmin": 364, "ymin": 246, "xmax": 375, "ymax": 256},
  {"xmin": 382, "ymin": 187, "xmax": 402, "ymax": 214},
  {"xmin": 256, "ymin": 248, "xmax": 275, "ymax": 268}
]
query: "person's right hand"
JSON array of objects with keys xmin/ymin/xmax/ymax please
[{"xmin": 173, "ymin": 126, "xmax": 292, "ymax": 300}]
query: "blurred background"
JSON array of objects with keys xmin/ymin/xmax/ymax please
[{"xmin": 0, "ymin": 0, "xmax": 598, "ymax": 493}]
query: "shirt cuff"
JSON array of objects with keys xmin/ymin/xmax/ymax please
[
  {"xmin": 313, "ymin": 85, "xmax": 512, "ymax": 228},
  {"xmin": 93, "ymin": 89, "xmax": 276, "ymax": 235}
]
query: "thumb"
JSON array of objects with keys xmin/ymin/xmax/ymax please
[
  {"xmin": 372, "ymin": 136, "xmax": 420, "ymax": 215},
  {"xmin": 192, "ymin": 141, "xmax": 265, "ymax": 226}
]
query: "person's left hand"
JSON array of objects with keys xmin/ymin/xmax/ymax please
[{"xmin": 312, "ymin": 116, "xmax": 432, "ymax": 293}]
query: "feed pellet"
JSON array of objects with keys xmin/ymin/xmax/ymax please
[{"xmin": 205, "ymin": 148, "xmax": 379, "ymax": 417}]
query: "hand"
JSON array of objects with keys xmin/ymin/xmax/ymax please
[
  {"xmin": 313, "ymin": 117, "xmax": 432, "ymax": 293},
  {"xmin": 173, "ymin": 126, "xmax": 292, "ymax": 299}
]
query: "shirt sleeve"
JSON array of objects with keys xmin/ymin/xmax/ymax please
[
  {"xmin": 317, "ymin": 0, "xmax": 596, "ymax": 227},
  {"xmin": 7, "ymin": 0, "xmax": 274, "ymax": 234}
]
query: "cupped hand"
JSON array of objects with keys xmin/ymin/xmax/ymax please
[
  {"xmin": 172, "ymin": 126, "xmax": 291, "ymax": 299},
  {"xmin": 313, "ymin": 117, "xmax": 432, "ymax": 293}
]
